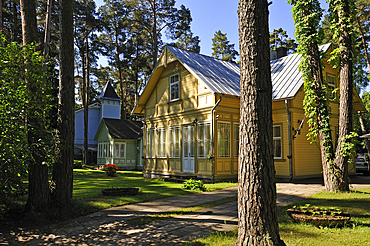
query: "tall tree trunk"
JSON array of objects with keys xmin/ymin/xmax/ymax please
[
  {"xmin": 11, "ymin": 0, "xmax": 17, "ymax": 42},
  {"xmin": 115, "ymin": 27, "xmax": 125, "ymax": 119},
  {"xmin": 334, "ymin": 0, "xmax": 353, "ymax": 192},
  {"xmin": 83, "ymin": 36, "xmax": 89, "ymax": 166},
  {"xmin": 51, "ymin": 0, "xmax": 74, "ymax": 207},
  {"xmin": 356, "ymin": 16, "xmax": 370, "ymax": 73},
  {"xmin": 0, "ymin": 0, "xmax": 3, "ymax": 31},
  {"xmin": 20, "ymin": 0, "xmax": 50, "ymax": 212},
  {"xmin": 43, "ymin": 0, "xmax": 52, "ymax": 58},
  {"xmin": 237, "ymin": 0, "xmax": 285, "ymax": 245}
]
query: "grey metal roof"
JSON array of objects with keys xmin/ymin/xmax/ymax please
[{"xmin": 167, "ymin": 43, "xmax": 331, "ymax": 100}]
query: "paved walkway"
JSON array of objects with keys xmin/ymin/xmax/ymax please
[{"xmin": 1, "ymin": 177, "xmax": 370, "ymax": 245}]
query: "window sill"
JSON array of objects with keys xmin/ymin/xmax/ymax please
[
  {"xmin": 274, "ymin": 159, "xmax": 286, "ymax": 162},
  {"xmin": 168, "ymin": 99, "xmax": 182, "ymax": 104}
]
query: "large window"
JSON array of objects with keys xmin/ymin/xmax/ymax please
[
  {"xmin": 169, "ymin": 126, "xmax": 180, "ymax": 158},
  {"xmin": 146, "ymin": 129, "xmax": 155, "ymax": 158},
  {"xmin": 234, "ymin": 123, "xmax": 239, "ymax": 158},
  {"xmin": 98, "ymin": 142, "xmax": 111, "ymax": 158},
  {"xmin": 327, "ymin": 74, "xmax": 336, "ymax": 100},
  {"xmin": 170, "ymin": 74, "xmax": 179, "ymax": 101},
  {"xmin": 157, "ymin": 128, "xmax": 167, "ymax": 158},
  {"xmin": 114, "ymin": 142, "xmax": 125, "ymax": 158},
  {"xmin": 273, "ymin": 125, "xmax": 282, "ymax": 159},
  {"xmin": 217, "ymin": 122, "xmax": 231, "ymax": 158},
  {"xmin": 198, "ymin": 122, "xmax": 211, "ymax": 158}
]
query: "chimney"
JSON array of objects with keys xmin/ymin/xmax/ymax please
[{"xmin": 270, "ymin": 47, "xmax": 287, "ymax": 60}]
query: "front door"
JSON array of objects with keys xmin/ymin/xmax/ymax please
[{"xmin": 183, "ymin": 125, "xmax": 195, "ymax": 172}]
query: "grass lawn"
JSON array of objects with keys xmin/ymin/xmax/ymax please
[
  {"xmin": 72, "ymin": 169, "xmax": 237, "ymax": 215},
  {"xmin": 1, "ymin": 169, "xmax": 237, "ymax": 229},
  {"xmin": 186, "ymin": 188, "xmax": 370, "ymax": 246}
]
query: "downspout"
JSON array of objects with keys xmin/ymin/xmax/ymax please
[
  {"xmin": 211, "ymin": 95, "xmax": 222, "ymax": 183},
  {"xmin": 285, "ymin": 100, "xmax": 293, "ymax": 180},
  {"xmin": 141, "ymin": 120, "xmax": 146, "ymax": 173}
]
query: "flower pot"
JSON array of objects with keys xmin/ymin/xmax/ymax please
[{"xmin": 287, "ymin": 208, "xmax": 350, "ymax": 228}]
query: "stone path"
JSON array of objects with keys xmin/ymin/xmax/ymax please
[{"xmin": 1, "ymin": 177, "xmax": 370, "ymax": 245}]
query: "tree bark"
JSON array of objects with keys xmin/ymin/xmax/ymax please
[
  {"xmin": 51, "ymin": 0, "xmax": 74, "ymax": 207},
  {"xmin": 334, "ymin": 0, "xmax": 353, "ymax": 192},
  {"xmin": 43, "ymin": 0, "xmax": 52, "ymax": 58},
  {"xmin": 115, "ymin": 27, "xmax": 125, "ymax": 119},
  {"xmin": 237, "ymin": 0, "xmax": 285, "ymax": 245},
  {"xmin": 0, "ymin": 0, "xmax": 3, "ymax": 32},
  {"xmin": 83, "ymin": 36, "xmax": 89, "ymax": 166},
  {"xmin": 20, "ymin": 0, "xmax": 51, "ymax": 212},
  {"xmin": 83, "ymin": 35, "xmax": 90, "ymax": 165}
]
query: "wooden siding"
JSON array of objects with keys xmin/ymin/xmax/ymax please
[{"xmin": 272, "ymin": 110, "xmax": 290, "ymax": 177}]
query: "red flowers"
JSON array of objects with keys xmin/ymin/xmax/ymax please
[{"xmin": 103, "ymin": 164, "xmax": 119, "ymax": 177}]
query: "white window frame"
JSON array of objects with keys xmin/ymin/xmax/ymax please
[
  {"xmin": 157, "ymin": 128, "xmax": 167, "ymax": 158},
  {"xmin": 327, "ymin": 74, "xmax": 336, "ymax": 100},
  {"xmin": 170, "ymin": 74, "xmax": 180, "ymax": 101},
  {"xmin": 217, "ymin": 122, "xmax": 231, "ymax": 158},
  {"xmin": 273, "ymin": 125, "xmax": 282, "ymax": 159},
  {"xmin": 169, "ymin": 126, "xmax": 180, "ymax": 158},
  {"xmin": 198, "ymin": 122, "xmax": 211, "ymax": 158},
  {"xmin": 234, "ymin": 123, "xmax": 239, "ymax": 158},
  {"xmin": 114, "ymin": 142, "xmax": 126, "ymax": 158},
  {"xmin": 98, "ymin": 141, "xmax": 111, "ymax": 158},
  {"xmin": 146, "ymin": 129, "xmax": 155, "ymax": 158}
]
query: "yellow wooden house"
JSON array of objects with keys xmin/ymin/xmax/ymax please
[{"xmin": 132, "ymin": 45, "xmax": 365, "ymax": 181}]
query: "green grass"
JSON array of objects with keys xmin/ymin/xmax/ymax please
[
  {"xmin": 1, "ymin": 169, "xmax": 237, "ymax": 228},
  {"xmin": 186, "ymin": 188, "xmax": 370, "ymax": 246},
  {"xmin": 72, "ymin": 169, "xmax": 236, "ymax": 213}
]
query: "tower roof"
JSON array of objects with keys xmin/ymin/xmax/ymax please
[{"xmin": 98, "ymin": 81, "xmax": 120, "ymax": 101}]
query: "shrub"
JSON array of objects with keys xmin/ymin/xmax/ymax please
[
  {"xmin": 183, "ymin": 179, "xmax": 206, "ymax": 191},
  {"xmin": 103, "ymin": 164, "xmax": 119, "ymax": 177}
]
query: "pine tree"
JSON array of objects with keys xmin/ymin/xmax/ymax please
[
  {"xmin": 269, "ymin": 28, "xmax": 297, "ymax": 54},
  {"xmin": 211, "ymin": 30, "xmax": 238, "ymax": 62}
]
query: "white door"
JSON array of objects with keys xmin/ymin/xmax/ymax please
[{"xmin": 183, "ymin": 125, "xmax": 195, "ymax": 172}]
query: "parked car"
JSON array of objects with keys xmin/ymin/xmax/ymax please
[{"xmin": 356, "ymin": 157, "xmax": 369, "ymax": 176}]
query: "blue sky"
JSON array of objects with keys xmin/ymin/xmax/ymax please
[{"xmin": 95, "ymin": 0, "xmax": 329, "ymax": 62}]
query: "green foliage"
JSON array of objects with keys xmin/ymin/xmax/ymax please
[
  {"xmin": 269, "ymin": 27, "xmax": 298, "ymax": 54},
  {"xmin": 0, "ymin": 35, "xmax": 54, "ymax": 202},
  {"xmin": 211, "ymin": 30, "xmax": 238, "ymax": 62},
  {"xmin": 183, "ymin": 179, "xmax": 206, "ymax": 191}
]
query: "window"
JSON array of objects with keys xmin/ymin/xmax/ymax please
[
  {"xmin": 273, "ymin": 125, "xmax": 282, "ymax": 159},
  {"xmin": 234, "ymin": 123, "xmax": 239, "ymax": 158},
  {"xmin": 98, "ymin": 142, "xmax": 111, "ymax": 158},
  {"xmin": 327, "ymin": 74, "xmax": 336, "ymax": 100},
  {"xmin": 157, "ymin": 128, "xmax": 167, "ymax": 158},
  {"xmin": 169, "ymin": 126, "xmax": 180, "ymax": 158},
  {"xmin": 146, "ymin": 129, "xmax": 155, "ymax": 158},
  {"xmin": 170, "ymin": 74, "xmax": 179, "ymax": 101},
  {"xmin": 114, "ymin": 142, "xmax": 125, "ymax": 158},
  {"xmin": 217, "ymin": 122, "xmax": 231, "ymax": 158},
  {"xmin": 198, "ymin": 122, "xmax": 211, "ymax": 158}
]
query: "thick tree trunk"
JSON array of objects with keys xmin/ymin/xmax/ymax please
[
  {"xmin": 51, "ymin": 0, "xmax": 74, "ymax": 207},
  {"xmin": 20, "ymin": 0, "xmax": 51, "ymax": 212},
  {"xmin": 237, "ymin": 1, "xmax": 285, "ymax": 245},
  {"xmin": 83, "ymin": 37, "xmax": 89, "ymax": 166},
  {"xmin": 334, "ymin": 0, "xmax": 353, "ymax": 192}
]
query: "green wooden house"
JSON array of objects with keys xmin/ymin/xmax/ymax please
[{"xmin": 94, "ymin": 119, "xmax": 143, "ymax": 170}]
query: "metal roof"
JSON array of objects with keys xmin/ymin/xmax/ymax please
[{"xmin": 167, "ymin": 44, "xmax": 331, "ymax": 100}]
